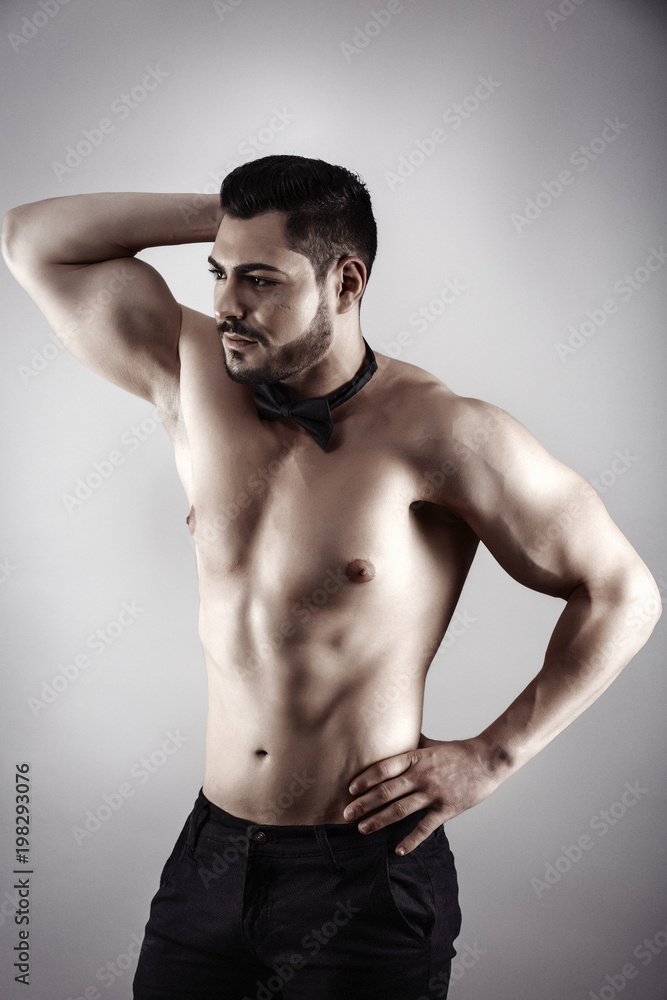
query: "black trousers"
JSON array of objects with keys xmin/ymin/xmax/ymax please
[{"xmin": 133, "ymin": 788, "xmax": 461, "ymax": 999}]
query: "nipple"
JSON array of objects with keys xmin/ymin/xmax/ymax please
[
  {"xmin": 344, "ymin": 559, "xmax": 375, "ymax": 583},
  {"xmin": 186, "ymin": 505, "xmax": 196, "ymax": 535}
]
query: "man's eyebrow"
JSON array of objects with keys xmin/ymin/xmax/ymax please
[{"xmin": 207, "ymin": 255, "xmax": 288, "ymax": 276}]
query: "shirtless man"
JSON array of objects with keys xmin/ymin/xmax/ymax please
[{"xmin": 2, "ymin": 154, "xmax": 661, "ymax": 1000}]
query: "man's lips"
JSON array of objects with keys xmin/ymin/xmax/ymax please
[{"xmin": 223, "ymin": 332, "xmax": 256, "ymax": 345}]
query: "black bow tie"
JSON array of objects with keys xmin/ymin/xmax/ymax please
[{"xmin": 253, "ymin": 339, "xmax": 378, "ymax": 450}]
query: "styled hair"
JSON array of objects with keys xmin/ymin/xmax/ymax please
[{"xmin": 219, "ymin": 154, "xmax": 377, "ymax": 294}]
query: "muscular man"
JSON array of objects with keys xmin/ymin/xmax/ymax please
[{"xmin": 2, "ymin": 155, "xmax": 661, "ymax": 999}]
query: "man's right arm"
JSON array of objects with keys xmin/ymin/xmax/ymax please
[{"xmin": 1, "ymin": 192, "xmax": 221, "ymax": 412}]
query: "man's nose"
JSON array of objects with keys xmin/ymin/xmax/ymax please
[{"xmin": 214, "ymin": 278, "xmax": 245, "ymax": 323}]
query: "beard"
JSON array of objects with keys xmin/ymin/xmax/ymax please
[{"xmin": 218, "ymin": 291, "xmax": 334, "ymax": 386}]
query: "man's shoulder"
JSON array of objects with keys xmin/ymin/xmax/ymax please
[
  {"xmin": 372, "ymin": 349, "xmax": 508, "ymax": 433},
  {"xmin": 372, "ymin": 349, "xmax": 453, "ymax": 409},
  {"xmin": 370, "ymin": 352, "xmax": 539, "ymax": 506}
]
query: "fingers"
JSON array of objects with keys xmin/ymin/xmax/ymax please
[
  {"xmin": 344, "ymin": 771, "xmax": 415, "ymax": 823},
  {"xmin": 352, "ymin": 791, "xmax": 432, "ymax": 835},
  {"xmin": 348, "ymin": 748, "xmax": 417, "ymax": 797},
  {"xmin": 344, "ymin": 745, "xmax": 450, "ymax": 854},
  {"xmin": 395, "ymin": 814, "xmax": 445, "ymax": 856}
]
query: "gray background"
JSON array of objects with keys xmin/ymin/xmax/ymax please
[{"xmin": 1, "ymin": 0, "xmax": 666, "ymax": 997}]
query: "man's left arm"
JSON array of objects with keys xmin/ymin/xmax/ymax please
[{"xmin": 345, "ymin": 399, "xmax": 662, "ymax": 854}]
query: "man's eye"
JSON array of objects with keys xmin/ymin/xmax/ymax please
[{"xmin": 208, "ymin": 269, "xmax": 274, "ymax": 287}]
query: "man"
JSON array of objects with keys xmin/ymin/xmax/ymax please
[{"xmin": 2, "ymin": 155, "xmax": 661, "ymax": 999}]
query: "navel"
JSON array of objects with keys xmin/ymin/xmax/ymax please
[
  {"xmin": 254, "ymin": 748, "xmax": 268, "ymax": 757},
  {"xmin": 186, "ymin": 504, "xmax": 196, "ymax": 535},
  {"xmin": 344, "ymin": 558, "xmax": 375, "ymax": 583}
]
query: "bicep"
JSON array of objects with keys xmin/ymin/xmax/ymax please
[
  {"xmin": 6, "ymin": 253, "xmax": 181, "ymax": 405},
  {"xmin": 438, "ymin": 403, "xmax": 641, "ymax": 600}
]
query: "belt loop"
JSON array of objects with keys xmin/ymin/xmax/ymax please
[{"xmin": 314, "ymin": 827, "xmax": 343, "ymax": 876}]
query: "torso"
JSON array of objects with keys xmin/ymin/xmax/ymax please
[{"xmin": 158, "ymin": 307, "xmax": 480, "ymax": 824}]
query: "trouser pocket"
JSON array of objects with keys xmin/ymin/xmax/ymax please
[
  {"xmin": 382, "ymin": 838, "xmax": 436, "ymax": 943},
  {"xmin": 158, "ymin": 817, "xmax": 190, "ymax": 889}
]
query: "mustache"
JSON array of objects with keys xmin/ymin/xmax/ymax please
[{"xmin": 217, "ymin": 320, "xmax": 264, "ymax": 345}]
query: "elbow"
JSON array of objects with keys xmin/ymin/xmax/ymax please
[
  {"xmin": 2, "ymin": 205, "xmax": 31, "ymax": 269},
  {"xmin": 629, "ymin": 563, "xmax": 662, "ymax": 615},
  {"xmin": 641, "ymin": 579, "xmax": 662, "ymax": 626},
  {"xmin": 617, "ymin": 563, "xmax": 662, "ymax": 635},
  {"xmin": 579, "ymin": 560, "xmax": 662, "ymax": 630},
  {"xmin": 2, "ymin": 202, "xmax": 44, "ymax": 270}
]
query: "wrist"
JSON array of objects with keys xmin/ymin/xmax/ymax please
[
  {"xmin": 177, "ymin": 192, "xmax": 222, "ymax": 243},
  {"xmin": 468, "ymin": 731, "xmax": 518, "ymax": 783}
]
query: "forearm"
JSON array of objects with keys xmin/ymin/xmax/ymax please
[
  {"xmin": 2, "ymin": 192, "xmax": 222, "ymax": 268},
  {"xmin": 472, "ymin": 569, "xmax": 662, "ymax": 780}
]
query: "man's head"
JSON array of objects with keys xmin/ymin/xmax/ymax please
[{"xmin": 211, "ymin": 155, "xmax": 377, "ymax": 387}]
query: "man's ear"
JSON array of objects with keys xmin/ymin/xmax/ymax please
[{"xmin": 333, "ymin": 256, "xmax": 366, "ymax": 313}]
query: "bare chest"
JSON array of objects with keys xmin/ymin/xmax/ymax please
[
  {"xmin": 170, "ymin": 413, "xmax": 474, "ymax": 645},
  {"xmin": 185, "ymin": 411, "xmax": 418, "ymax": 592},
  {"xmin": 162, "ymin": 328, "xmax": 478, "ymax": 629}
]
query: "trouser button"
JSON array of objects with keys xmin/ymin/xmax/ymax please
[{"xmin": 252, "ymin": 830, "xmax": 267, "ymax": 844}]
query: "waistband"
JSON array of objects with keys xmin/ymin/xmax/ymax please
[{"xmin": 192, "ymin": 787, "xmax": 433, "ymax": 852}]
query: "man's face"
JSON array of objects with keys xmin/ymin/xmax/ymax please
[{"xmin": 210, "ymin": 210, "xmax": 334, "ymax": 386}]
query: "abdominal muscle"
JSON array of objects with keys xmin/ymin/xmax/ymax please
[
  {"xmin": 199, "ymin": 581, "xmax": 433, "ymax": 826},
  {"xmin": 193, "ymin": 499, "xmax": 478, "ymax": 827}
]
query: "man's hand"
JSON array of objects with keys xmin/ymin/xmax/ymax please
[{"xmin": 344, "ymin": 734, "xmax": 501, "ymax": 855}]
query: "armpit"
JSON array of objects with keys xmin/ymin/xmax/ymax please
[{"xmin": 186, "ymin": 504, "xmax": 196, "ymax": 535}]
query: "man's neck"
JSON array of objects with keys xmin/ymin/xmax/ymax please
[{"xmin": 277, "ymin": 332, "xmax": 368, "ymax": 401}]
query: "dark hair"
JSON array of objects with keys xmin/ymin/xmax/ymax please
[{"xmin": 219, "ymin": 155, "xmax": 377, "ymax": 294}]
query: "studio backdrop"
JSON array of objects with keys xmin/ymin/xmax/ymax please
[{"xmin": 1, "ymin": 1, "xmax": 665, "ymax": 998}]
